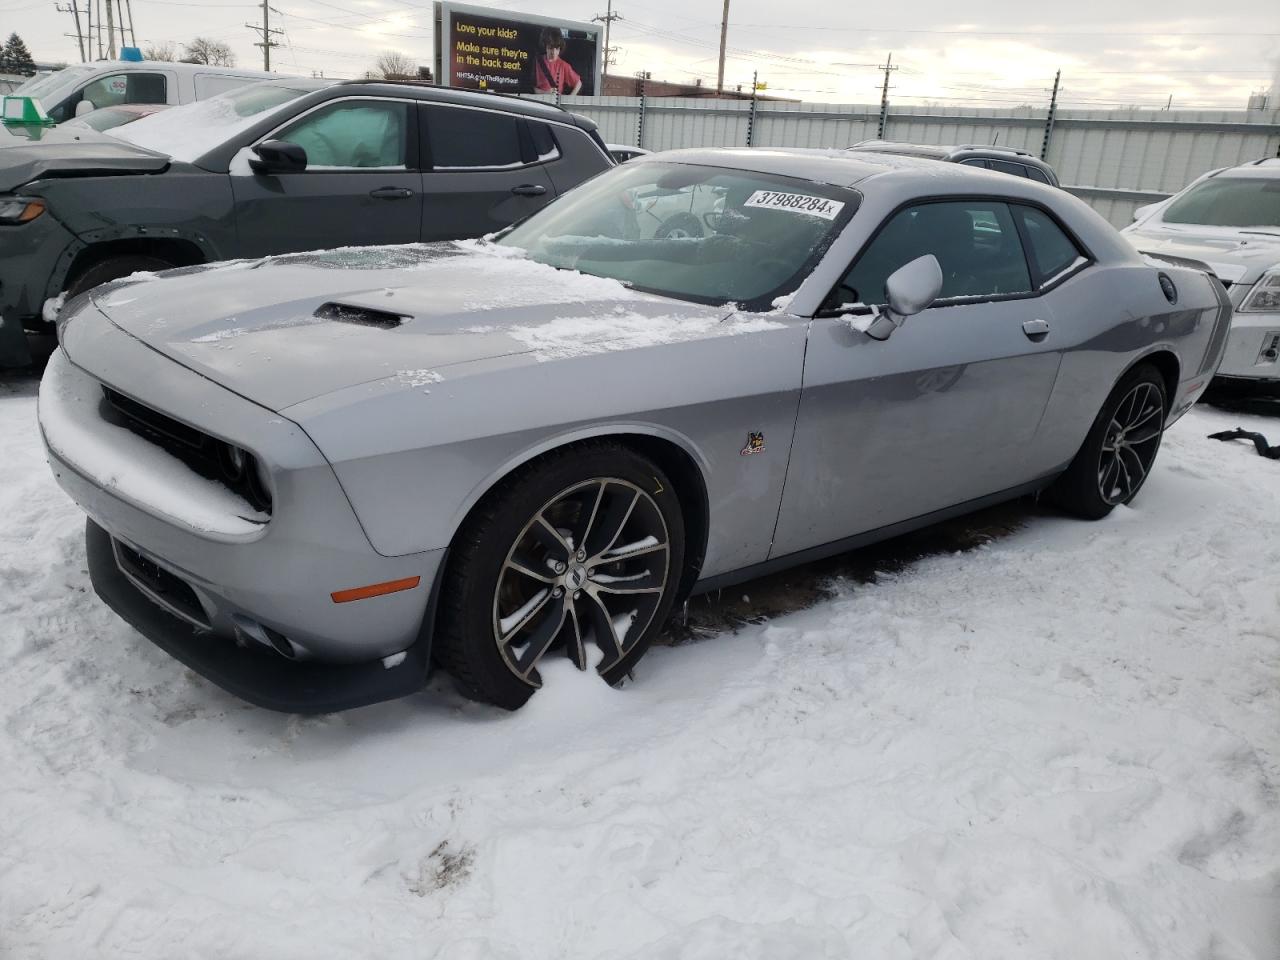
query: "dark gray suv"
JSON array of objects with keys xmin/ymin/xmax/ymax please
[
  {"xmin": 0, "ymin": 79, "xmax": 614, "ymax": 366},
  {"xmin": 847, "ymin": 141, "xmax": 1061, "ymax": 187}
]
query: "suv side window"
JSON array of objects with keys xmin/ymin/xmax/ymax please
[
  {"xmin": 276, "ymin": 100, "xmax": 410, "ymax": 169},
  {"xmin": 1014, "ymin": 205, "xmax": 1086, "ymax": 285},
  {"xmin": 958, "ymin": 157, "xmax": 989, "ymax": 170},
  {"xmin": 527, "ymin": 120, "xmax": 561, "ymax": 162},
  {"xmin": 840, "ymin": 200, "xmax": 1032, "ymax": 305},
  {"xmin": 1023, "ymin": 165, "xmax": 1052, "ymax": 184},
  {"xmin": 49, "ymin": 72, "xmax": 167, "ymax": 121},
  {"xmin": 986, "ymin": 158, "xmax": 1030, "ymax": 178},
  {"xmin": 424, "ymin": 105, "xmax": 524, "ymax": 170}
]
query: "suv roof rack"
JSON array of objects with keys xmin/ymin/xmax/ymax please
[{"xmin": 335, "ymin": 78, "xmax": 575, "ymax": 114}]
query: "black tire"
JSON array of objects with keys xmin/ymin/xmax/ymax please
[
  {"xmin": 66, "ymin": 254, "xmax": 176, "ymax": 299},
  {"xmin": 434, "ymin": 442, "xmax": 686, "ymax": 710},
  {"xmin": 1048, "ymin": 362, "xmax": 1168, "ymax": 520},
  {"xmin": 655, "ymin": 212, "xmax": 704, "ymax": 239}
]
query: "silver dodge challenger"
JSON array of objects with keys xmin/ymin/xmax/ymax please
[{"xmin": 39, "ymin": 148, "xmax": 1232, "ymax": 713}]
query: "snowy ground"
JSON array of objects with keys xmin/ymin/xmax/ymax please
[{"xmin": 1, "ymin": 371, "xmax": 1277, "ymax": 960}]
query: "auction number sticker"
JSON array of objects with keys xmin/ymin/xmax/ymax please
[{"xmin": 744, "ymin": 190, "xmax": 845, "ymax": 220}]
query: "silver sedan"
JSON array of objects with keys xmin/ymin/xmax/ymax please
[{"xmin": 40, "ymin": 148, "xmax": 1232, "ymax": 712}]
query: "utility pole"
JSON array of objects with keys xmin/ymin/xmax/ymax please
[
  {"xmin": 104, "ymin": 0, "xmax": 115, "ymax": 59},
  {"xmin": 57, "ymin": 2, "xmax": 88, "ymax": 62},
  {"xmin": 1040, "ymin": 69, "xmax": 1060, "ymax": 160},
  {"xmin": 592, "ymin": 0, "xmax": 621, "ymax": 76},
  {"xmin": 122, "ymin": 0, "xmax": 136, "ymax": 47},
  {"xmin": 93, "ymin": 0, "xmax": 102, "ymax": 59},
  {"xmin": 716, "ymin": 0, "xmax": 729, "ymax": 94},
  {"xmin": 876, "ymin": 52, "xmax": 896, "ymax": 139},
  {"xmin": 246, "ymin": 1, "xmax": 283, "ymax": 71}
]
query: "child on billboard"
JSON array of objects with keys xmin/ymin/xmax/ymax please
[{"xmin": 534, "ymin": 27, "xmax": 582, "ymax": 94}]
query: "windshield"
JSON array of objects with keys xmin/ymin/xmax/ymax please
[
  {"xmin": 1162, "ymin": 176, "xmax": 1280, "ymax": 228},
  {"xmin": 112, "ymin": 81, "xmax": 318, "ymax": 162},
  {"xmin": 12, "ymin": 66, "xmax": 94, "ymax": 106},
  {"xmin": 499, "ymin": 161, "xmax": 857, "ymax": 309}
]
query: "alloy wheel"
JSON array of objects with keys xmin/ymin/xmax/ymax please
[
  {"xmin": 1097, "ymin": 381, "xmax": 1164, "ymax": 505},
  {"xmin": 492, "ymin": 478, "xmax": 671, "ymax": 686}
]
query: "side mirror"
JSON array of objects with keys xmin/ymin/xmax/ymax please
[
  {"xmin": 249, "ymin": 140, "xmax": 307, "ymax": 175},
  {"xmin": 74, "ymin": 99, "xmax": 95, "ymax": 117},
  {"xmin": 865, "ymin": 254, "xmax": 943, "ymax": 341}
]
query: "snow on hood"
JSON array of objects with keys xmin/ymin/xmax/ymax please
[
  {"xmin": 1124, "ymin": 222, "xmax": 1280, "ymax": 285},
  {"xmin": 77, "ymin": 241, "xmax": 769, "ymax": 411}
]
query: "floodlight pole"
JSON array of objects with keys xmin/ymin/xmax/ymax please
[
  {"xmin": 1041, "ymin": 69, "xmax": 1060, "ymax": 160},
  {"xmin": 716, "ymin": 0, "xmax": 729, "ymax": 94}
]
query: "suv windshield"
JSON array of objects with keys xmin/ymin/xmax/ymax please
[
  {"xmin": 499, "ymin": 161, "xmax": 857, "ymax": 309},
  {"xmin": 13, "ymin": 66, "xmax": 94, "ymax": 107},
  {"xmin": 1162, "ymin": 176, "xmax": 1280, "ymax": 228},
  {"xmin": 112, "ymin": 81, "xmax": 319, "ymax": 163}
]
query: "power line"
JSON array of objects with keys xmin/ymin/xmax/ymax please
[{"xmin": 245, "ymin": 0, "xmax": 283, "ymax": 70}]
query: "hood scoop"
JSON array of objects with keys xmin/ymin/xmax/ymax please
[{"xmin": 313, "ymin": 301, "xmax": 408, "ymax": 330}]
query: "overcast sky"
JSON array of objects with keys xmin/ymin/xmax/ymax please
[{"xmin": 10, "ymin": 0, "xmax": 1280, "ymax": 108}]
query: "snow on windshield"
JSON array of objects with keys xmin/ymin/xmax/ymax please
[
  {"xmin": 13, "ymin": 66, "xmax": 92, "ymax": 104},
  {"xmin": 112, "ymin": 82, "xmax": 316, "ymax": 162}
]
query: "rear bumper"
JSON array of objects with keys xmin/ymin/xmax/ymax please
[
  {"xmin": 87, "ymin": 520, "xmax": 433, "ymax": 713},
  {"xmin": 1204, "ymin": 374, "xmax": 1280, "ymax": 401}
]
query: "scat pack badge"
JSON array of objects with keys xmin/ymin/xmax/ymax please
[{"xmin": 740, "ymin": 431, "xmax": 765, "ymax": 456}]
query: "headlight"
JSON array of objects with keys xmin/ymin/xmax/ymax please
[
  {"xmin": 0, "ymin": 196, "xmax": 46, "ymax": 223},
  {"xmin": 1239, "ymin": 268, "xmax": 1280, "ymax": 313}
]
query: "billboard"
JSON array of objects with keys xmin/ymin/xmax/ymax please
[{"xmin": 433, "ymin": 2, "xmax": 602, "ymax": 96}]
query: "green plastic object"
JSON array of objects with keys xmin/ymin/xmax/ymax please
[{"xmin": 1, "ymin": 95, "xmax": 55, "ymax": 127}]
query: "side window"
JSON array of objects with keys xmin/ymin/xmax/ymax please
[
  {"xmin": 424, "ymin": 105, "xmax": 524, "ymax": 170},
  {"xmin": 986, "ymin": 158, "xmax": 1030, "ymax": 178},
  {"xmin": 1024, "ymin": 165, "xmax": 1052, "ymax": 185},
  {"xmin": 527, "ymin": 120, "xmax": 560, "ymax": 162},
  {"xmin": 51, "ymin": 72, "xmax": 167, "ymax": 121},
  {"xmin": 958, "ymin": 157, "xmax": 989, "ymax": 170},
  {"xmin": 1014, "ymin": 205, "xmax": 1086, "ymax": 285},
  {"xmin": 194, "ymin": 73, "xmax": 252, "ymax": 99},
  {"xmin": 276, "ymin": 101, "xmax": 409, "ymax": 169},
  {"xmin": 840, "ymin": 200, "xmax": 1032, "ymax": 305}
]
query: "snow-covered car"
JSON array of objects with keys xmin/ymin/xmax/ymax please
[
  {"xmin": 39, "ymin": 148, "xmax": 1231, "ymax": 714},
  {"xmin": 1125, "ymin": 158, "xmax": 1280, "ymax": 401}
]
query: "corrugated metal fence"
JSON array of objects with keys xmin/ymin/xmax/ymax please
[{"xmin": 542, "ymin": 94, "xmax": 1280, "ymax": 226}]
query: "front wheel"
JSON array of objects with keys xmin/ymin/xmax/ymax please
[
  {"xmin": 1048, "ymin": 362, "xmax": 1168, "ymax": 519},
  {"xmin": 434, "ymin": 443, "xmax": 685, "ymax": 710}
]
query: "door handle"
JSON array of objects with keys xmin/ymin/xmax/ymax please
[
  {"xmin": 511, "ymin": 183, "xmax": 548, "ymax": 197},
  {"xmin": 1022, "ymin": 318, "xmax": 1050, "ymax": 341},
  {"xmin": 369, "ymin": 186, "xmax": 414, "ymax": 200}
]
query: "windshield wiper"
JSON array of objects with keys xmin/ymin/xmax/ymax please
[{"xmin": 1239, "ymin": 230, "xmax": 1280, "ymax": 239}]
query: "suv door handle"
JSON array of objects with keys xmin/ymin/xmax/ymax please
[
  {"xmin": 1022, "ymin": 318, "xmax": 1050, "ymax": 341},
  {"xmin": 369, "ymin": 186, "xmax": 414, "ymax": 200},
  {"xmin": 511, "ymin": 184, "xmax": 548, "ymax": 197}
]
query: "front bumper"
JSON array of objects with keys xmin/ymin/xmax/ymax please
[
  {"xmin": 41, "ymin": 313, "xmax": 450, "ymax": 711},
  {"xmin": 86, "ymin": 520, "xmax": 433, "ymax": 713},
  {"xmin": 1204, "ymin": 374, "xmax": 1280, "ymax": 402},
  {"xmin": 1215, "ymin": 309, "xmax": 1279, "ymax": 381},
  {"xmin": 0, "ymin": 208, "xmax": 79, "ymax": 367}
]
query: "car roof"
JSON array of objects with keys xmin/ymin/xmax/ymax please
[
  {"xmin": 849, "ymin": 140, "xmax": 1044, "ymax": 163},
  {"xmin": 1214, "ymin": 157, "xmax": 1280, "ymax": 179},
  {"xmin": 334, "ymin": 80, "xmax": 595, "ymax": 128},
  {"xmin": 636, "ymin": 146, "xmax": 1040, "ymax": 189},
  {"xmin": 73, "ymin": 59, "xmax": 282, "ymax": 80}
]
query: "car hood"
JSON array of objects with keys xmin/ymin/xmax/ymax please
[
  {"xmin": 89, "ymin": 242, "xmax": 739, "ymax": 411},
  {"xmin": 1124, "ymin": 222, "xmax": 1280, "ymax": 285},
  {"xmin": 0, "ymin": 133, "xmax": 168, "ymax": 190}
]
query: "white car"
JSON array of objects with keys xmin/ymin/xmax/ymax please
[
  {"xmin": 1125, "ymin": 158, "xmax": 1280, "ymax": 401},
  {"xmin": 9, "ymin": 60, "xmax": 282, "ymax": 126}
]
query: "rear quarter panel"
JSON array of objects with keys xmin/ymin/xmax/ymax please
[{"xmin": 1028, "ymin": 262, "xmax": 1226, "ymax": 471}]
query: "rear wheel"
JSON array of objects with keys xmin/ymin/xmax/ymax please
[
  {"xmin": 66, "ymin": 254, "xmax": 175, "ymax": 299},
  {"xmin": 434, "ymin": 443, "xmax": 685, "ymax": 710},
  {"xmin": 1049, "ymin": 363, "xmax": 1167, "ymax": 519}
]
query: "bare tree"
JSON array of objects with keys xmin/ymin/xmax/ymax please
[
  {"xmin": 375, "ymin": 50, "xmax": 416, "ymax": 80},
  {"xmin": 143, "ymin": 41, "xmax": 177, "ymax": 62},
  {"xmin": 182, "ymin": 37, "xmax": 236, "ymax": 67}
]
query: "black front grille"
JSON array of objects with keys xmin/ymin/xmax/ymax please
[
  {"xmin": 115, "ymin": 540, "xmax": 209, "ymax": 627},
  {"xmin": 102, "ymin": 387, "xmax": 272, "ymax": 514}
]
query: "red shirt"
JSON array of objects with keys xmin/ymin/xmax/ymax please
[{"xmin": 535, "ymin": 56, "xmax": 581, "ymax": 93}]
